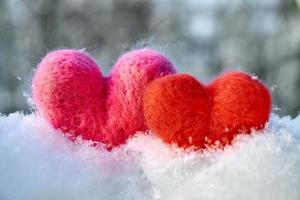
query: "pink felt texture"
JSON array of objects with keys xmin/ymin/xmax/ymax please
[{"xmin": 32, "ymin": 49, "xmax": 175, "ymax": 148}]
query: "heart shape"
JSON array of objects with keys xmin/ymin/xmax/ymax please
[
  {"xmin": 143, "ymin": 72, "xmax": 272, "ymax": 149},
  {"xmin": 32, "ymin": 49, "xmax": 175, "ymax": 148}
]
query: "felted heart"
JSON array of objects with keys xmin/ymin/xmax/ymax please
[
  {"xmin": 143, "ymin": 72, "xmax": 272, "ymax": 149},
  {"xmin": 32, "ymin": 49, "xmax": 175, "ymax": 148}
]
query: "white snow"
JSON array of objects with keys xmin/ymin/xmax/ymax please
[{"xmin": 0, "ymin": 112, "xmax": 299, "ymax": 200}]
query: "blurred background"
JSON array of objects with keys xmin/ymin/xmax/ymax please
[{"xmin": 0, "ymin": 0, "xmax": 300, "ymax": 117}]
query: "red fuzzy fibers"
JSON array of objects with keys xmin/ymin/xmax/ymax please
[
  {"xmin": 143, "ymin": 72, "xmax": 272, "ymax": 149},
  {"xmin": 143, "ymin": 74, "xmax": 210, "ymax": 148},
  {"xmin": 208, "ymin": 72, "xmax": 272, "ymax": 146}
]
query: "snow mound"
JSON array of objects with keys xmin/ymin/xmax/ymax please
[{"xmin": 0, "ymin": 113, "xmax": 300, "ymax": 200}]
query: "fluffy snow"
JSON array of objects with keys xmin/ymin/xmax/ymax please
[{"xmin": 0, "ymin": 112, "xmax": 299, "ymax": 200}]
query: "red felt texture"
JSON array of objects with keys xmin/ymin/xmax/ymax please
[
  {"xmin": 143, "ymin": 72, "xmax": 272, "ymax": 149},
  {"xmin": 32, "ymin": 49, "xmax": 175, "ymax": 148}
]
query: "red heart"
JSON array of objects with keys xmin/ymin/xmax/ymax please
[
  {"xmin": 32, "ymin": 49, "xmax": 175, "ymax": 148},
  {"xmin": 143, "ymin": 72, "xmax": 272, "ymax": 149}
]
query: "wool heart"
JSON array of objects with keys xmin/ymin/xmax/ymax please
[
  {"xmin": 143, "ymin": 72, "xmax": 272, "ymax": 149},
  {"xmin": 32, "ymin": 49, "xmax": 175, "ymax": 148}
]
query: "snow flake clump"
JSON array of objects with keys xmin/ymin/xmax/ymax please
[{"xmin": 0, "ymin": 112, "xmax": 300, "ymax": 200}]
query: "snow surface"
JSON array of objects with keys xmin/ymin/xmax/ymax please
[{"xmin": 0, "ymin": 113, "xmax": 300, "ymax": 200}]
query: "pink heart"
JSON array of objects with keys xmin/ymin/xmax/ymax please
[{"xmin": 32, "ymin": 49, "xmax": 175, "ymax": 148}]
